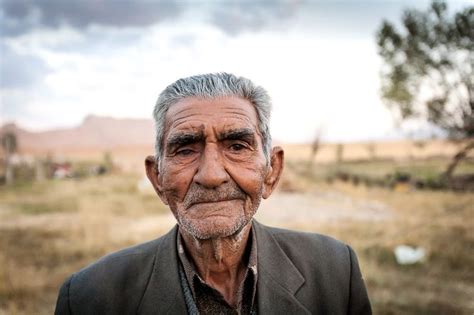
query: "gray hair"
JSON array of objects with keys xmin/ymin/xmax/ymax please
[{"xmin": 152, "ymin": 73, "xmax": 272, "ymax": 163}]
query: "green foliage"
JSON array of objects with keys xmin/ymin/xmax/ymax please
[
  {"xmin": 376, "ymin": 1, "xmax": 474, "ymax": 138},
  {"xmin": 1, "ymin": 132, "xmax": 17, "ymax": 154}
]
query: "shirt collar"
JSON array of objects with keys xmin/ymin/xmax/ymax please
[{"xmin": 176, "ymin": 224, "xmax": 258, "ymax": 304}]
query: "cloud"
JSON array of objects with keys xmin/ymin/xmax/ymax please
[
  {"xmin": 0, "ymin": 0, "xmax": 310, "ymax": 38},
  {"xmin": 0, "ymin": 43, "xmax": 50, "ymax": 88},
  {"xmin": 0, "ymin": 0, "xmax": 414, "ymax": 40},
  {"xmin": 0, "ymin": 0, "xmax": 181, "ymax": 37},
  {"xmin": 207, "ymin": 1, "xmax": 302, "ymax": 36}
]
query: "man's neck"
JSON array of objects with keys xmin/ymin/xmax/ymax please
[{"xmin": 179, "ymin": 222, "xmax": 252, "ymax": 307}]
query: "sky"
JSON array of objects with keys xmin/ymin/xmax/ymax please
[{"xmin": 1, "ymin": 0, "xmax": 472, "ymax": 143}]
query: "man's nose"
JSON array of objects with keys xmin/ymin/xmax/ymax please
[{"xmin": 194, "ymin": 144, "xmax": 229, "ymax": 188}]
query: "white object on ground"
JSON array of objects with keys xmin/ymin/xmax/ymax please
[{"xmin": 394, "ymin": 245, "xmax": 426, "ymax": 265}]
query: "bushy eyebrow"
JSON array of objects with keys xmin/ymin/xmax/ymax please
[
  {"xmin": 218, "ymin": 128, "xmax": 256, "ymax": 145},
  {"xmin": 166, "ymin": 131, "xmax": 204, "ymax": 151}
]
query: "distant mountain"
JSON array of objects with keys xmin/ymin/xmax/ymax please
[{"xmin": 0, "ymin": 115, "xmax": 155, "ymax": 153}]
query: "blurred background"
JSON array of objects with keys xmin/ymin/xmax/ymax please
[{"xmin": 1, "ymin": 0, "xmax": 473, "ymax": 314}]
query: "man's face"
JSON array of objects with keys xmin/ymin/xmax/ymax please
[{"xmin": 147, "ymin": 96, "xmax": 281, "ymax": 240}]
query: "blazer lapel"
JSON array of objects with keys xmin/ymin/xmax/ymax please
[
  {"xmin": 138, "ymin": 221, "xmax": 311, "ymax": 314},
  {"xmin": 138, "ymin": 225, "xmax": 188, "ymax": 315},
  {"xmin": 253, "ymin": 220, "xmax": 311, "ymax": 314}
]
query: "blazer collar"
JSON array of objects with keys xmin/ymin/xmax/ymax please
[{"xmin": 253, "ymin": 220, "xmax": 310, "ymax": 314}]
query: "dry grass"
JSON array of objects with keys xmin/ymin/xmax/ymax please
[
  {"xmin": 272, "ymin": 161, "xmax": 474, "ymax": 314},
  {"xmin": 0, "ymin": 174, "xmax": 172, "ymax": 314},
  {"xmin": 280, "ymin": 139, "xmax": 473, "ymax": 163},
  {"xmin": 0, "ymin": 155, "xmax": 473, "ymax": 314}
]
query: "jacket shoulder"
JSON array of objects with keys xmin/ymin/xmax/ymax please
[
  {"xmin": 260, "ymin": 224, "xmax": 371, "ymax": 314},
  {"xmin": 267, "ymin": 225, "xmax": 350, "ymax": 260},
  {"xmin": 56, "ymin": 235, "xmax": 166, "ymax": 314},
  {"xmin": 74, "ymin": 236, "xmax": 160, "ymax": 281},
  {"xmin": 263, "ymin": 225, "xmax": 353, "ymax": 291}
]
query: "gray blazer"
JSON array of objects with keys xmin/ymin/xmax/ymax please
[{"xmin": 55, "ymin": 220, "xmax": 371, "ymax": 314}]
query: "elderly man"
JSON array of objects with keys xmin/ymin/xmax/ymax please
[{"xmin": 55, "ymin": 73, "xmax": 371, "ymax": 314}]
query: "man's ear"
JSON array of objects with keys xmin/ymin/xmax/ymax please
[
  {"xmin": 262, "ymin": 146, "xmax": 284, "ymax": 199},
  {"xmin": 145, "ymin": 155, "xmax": 168, "ymax": 205}
]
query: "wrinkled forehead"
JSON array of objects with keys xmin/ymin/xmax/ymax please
[{"xmin": 163, "ymin": 96, "xmax": 261, "ymax": 137}]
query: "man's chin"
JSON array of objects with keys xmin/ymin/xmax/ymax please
[{"xmin": 179, "ymin": 217, "xmax": 249, "ymax": 240}]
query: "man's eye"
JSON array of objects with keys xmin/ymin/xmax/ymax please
[
  {"xmin": 176, "ymin": 149, "xmax": 194, "ymax": 156},
  {"xmin": 229, "ymin": 143, "xmax": 246, "ymax": 151}
]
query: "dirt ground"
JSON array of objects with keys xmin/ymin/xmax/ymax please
[{"xmin": 0, "ymin": 159, "xmax": 473, "ymax": 314}]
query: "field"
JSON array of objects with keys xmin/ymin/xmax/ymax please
[{"xmin": 0, "ymin": 142, "xmax": 473, "ymax": 314}]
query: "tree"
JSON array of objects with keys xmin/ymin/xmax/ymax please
[
  {"xmin": 308, "ymin": 128, "xmax": 323, "ymax": 169},
  {"xmin": 366, "ymin": 142, "xmax": 377, "ymax": 161},
  {"xmin": 376, "ymin": 0, "xmax": 473, "ymax": 179},
  {"xmin": 1, "ymin": 132, "xmax": 18, "ymax": 185},
  {"xmin": 335, "ymin": 143, "xmax": 344, "ymax": 164}
]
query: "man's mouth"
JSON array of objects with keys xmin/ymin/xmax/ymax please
[
  {"xmin": 183, "ymin": 182, "xmax": 247, "ymax": 210},
  {"xmin": 189, "ymin": 198, "xmax": 241, "ymax": 207}
]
